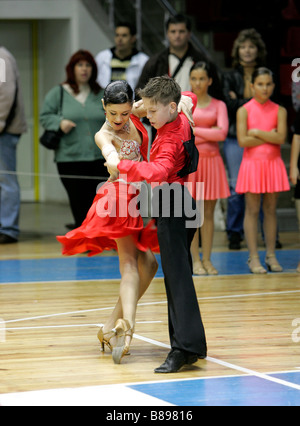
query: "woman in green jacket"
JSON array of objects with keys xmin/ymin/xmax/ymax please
[{"xmin": 40, "ymin": 50, "xmax": 108, "ymax": 228}]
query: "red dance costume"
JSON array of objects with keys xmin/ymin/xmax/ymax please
[
  {"xmin": 188, "ymin": 98, "xmax": 230, "ymax": 200},
  {"xmin": 236, "ymin": 99, "xmax": 290, "ymax": 194},
  {"xmin": 57, "ymin": 115, "xmax": 157, "ymax": 256}
]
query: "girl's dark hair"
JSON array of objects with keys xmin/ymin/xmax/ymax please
[
  {"xmin": 190, "ymin": 61, "xmax": 214, "ymax": 79},
  {"xmin": 231, "ymin": 28, "xmax": 267, "ymax": 68},
  {"xmin": 64, "ymin": 49, "xmax": 101, "ymax": 94},
  {"xmin": 251, "ymin": 67, "xmax": 274, "ymax": 84},
  {"xmin": 103, "ymin": 80, "xmax": 134, "ymax": 106}
]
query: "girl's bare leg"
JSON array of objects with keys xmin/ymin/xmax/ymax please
[
  {"xmin": 114, "ymin": 236, "xmax": 140, "ymax": 328},
  {"xmin": 263, "ymin": 193, "xmax": 279, "ymax": 255},
  {"xmin": 137, "ymin": 249, "xmax": 158, "ymax": 298},
  {"xmin": 263, "ymin": 193, "xmax": 282, "ymax": 270},
  {"xmin": 244, "ymin": 193, "xmax": 266, "ymax": 271},
  {"xmin": 201, "ymin": 199, "xmax": 218, "ymax": 274},
  {"xmin": 190, "ymin": 229, "xmax": 206, "ymax": 275},
  {"xmin": 102, "ymin": 245, "xmax": 157, "ymax": 333}
]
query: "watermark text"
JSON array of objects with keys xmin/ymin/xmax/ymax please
[
  {"xmin": 0, "ymin": 318, "xmax": 6, "ymax": 343},
  {"xmin": 292, "ymin": 58, "xmax": 300, "ymax": 83},
  {"xmin": 0, "ymin": 58, "xmax": 6, "ymax": 83},
  {"xmin": 96, "ymin": 176, "xmax": 204, "ymax": 228},
  {"xmin": 292, "ymin": 318, "xmax": 300, "ymax": 343}
]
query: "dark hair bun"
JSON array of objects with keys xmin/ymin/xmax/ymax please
[{"xmin": 103, "ymin": 80, "xmax": 134, "ymax": 105}]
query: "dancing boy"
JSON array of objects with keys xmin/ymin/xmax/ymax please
[{"xmin": 107, "ymin": 76, "xmax": 207, "ymax": 373}]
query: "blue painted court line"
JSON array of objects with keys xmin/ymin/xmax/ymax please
[
  {"xmin": 271, "ymin": 371, "xmax": 300, "ymax": 386},
  {"xmin": 0, "ymin": 250, "xmax": 298, "ymax": 283},
  {"xmin": 129, "ymin": 371, "xmax": 300, "ymax": 406},
  {"xmin": 0, "ymin": 256, "xmax": 128, "ymax": 284}
]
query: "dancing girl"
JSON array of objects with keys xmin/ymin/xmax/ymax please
[{"xmin": 57, "ymin": 81, "xmax": 158, "ymax": 364}]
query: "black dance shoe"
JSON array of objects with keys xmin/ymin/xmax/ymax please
[
  {"xmin": 154, "ymin": 349, "xmax": 199, "ymax": 374},
  {"xmin": 0, "ymin": 234, "xmax": 18, "ymax": 244},
  {"xmin": 228, "ymin": 232, "xmax": 242, "ymax": 250}
]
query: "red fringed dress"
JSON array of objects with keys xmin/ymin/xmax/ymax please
[{"xmin": 57, "ymin": 115, "xmax": 159, "ymax": 256}]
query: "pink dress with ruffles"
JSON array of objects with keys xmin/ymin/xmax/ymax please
[
  {"xmin": 236, "ymin": 98, "xmax": 290, "ymax": 194},
  {"xmin": 188, "ymin": 98, "xmax": 230, "ymax": 200}
]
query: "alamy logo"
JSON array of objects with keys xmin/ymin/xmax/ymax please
[
  {"xmin": 0, "ymin": 58, "xmax": 6, "ymax": 83},
  {"xmin": 95, "ymin": 177, "xmax": 204, "ymax": 229},
  {"xmin": 292, "ymin": 318, "xmax": 300, "ymax": 343},
  {"xmin": 0, "ymin": 318, "xmax": 5, "ymax": 343},
  {"xmin": 292, "ymin": 58, "xmax": 300, "ymax": 83}
]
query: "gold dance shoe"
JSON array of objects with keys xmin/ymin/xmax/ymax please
[
  {"xmin": 202, "ymin": 259, "xmax": 218, "ymax": 275},
  {"xmin": 97, "ymin": 326, "xmax": 117, "ymax": 352},
  {"xmin": 193, "ymin": 260, "xmax": 207, "ymax": 276},
  {"xmin": 265, "ymin": 254, "xmax": 283, "ymax": 273},
  {"xmin": 247, "ymin": 256, "xmax": 267, "ymax": 274},
  {"xmin": 112, "ymin": 319, "xmax": 134, "ymax": 364}
]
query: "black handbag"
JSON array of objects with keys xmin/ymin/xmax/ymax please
[
  {"xmin": 40, "ymin": 85, "xmax": 64, "ymax": 150},
  {"xmin": 177, "ymin": 126, "xmax": 199, "ymax": 178}
]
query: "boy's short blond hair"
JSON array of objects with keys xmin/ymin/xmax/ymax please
[{"xmin": 137, "ymin": 76, "xmax": 181, "ymax": 106}]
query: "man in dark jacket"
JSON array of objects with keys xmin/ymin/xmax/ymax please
[{"xmin": 136, "ymin": 14, "xmax": 223, "ymax": 100}]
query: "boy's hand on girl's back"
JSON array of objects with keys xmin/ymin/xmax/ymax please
[{"xmin": 178, "ymin": 95, "xmax": 195, "ymax": 127}]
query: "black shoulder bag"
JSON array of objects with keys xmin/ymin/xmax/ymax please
[
  {"xmin": 177, "ymin": 126, "xmax": 199, "ymax": 178},
  {"xmin": 40, "ymin": 85, "xmax": 64, "ymax": 150},
  {"xmin": 171, "ymin": 51, "xmax": 190, "ymax": 79}
]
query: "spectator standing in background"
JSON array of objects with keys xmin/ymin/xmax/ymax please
[
  {"xmin": 188, "ymin": 61, "xmax": 230, "ymax": 276},
  {"xmin": 40, "ymin": 50, "xmax": 108, "ymax": 229},
  {"xmin": 95, "ymin": 22, "xmax": 149, "ymax": 91},
  {"xmin": 222, "ymin": 28, "xmax": 267, "ymax": 250},
  {"xmin": 289, "ymin": 109, "xmax": 300, "ymax": 273},
  {"xmin": 292, "ymin": 72, "xmax": 300, "ymax": 112},
  {"xmin": 136, "ymin": 14, "xmax": 223, "ymax": 99},
  {"xmin": 0, "ymin": 46, "xmax": 27, "ymax": 244},
  {"xmin": 236, "ymin": 68, "xmax": 289, "ymax": 274}
]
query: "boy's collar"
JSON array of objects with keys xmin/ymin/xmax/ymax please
[{"xmin": 157, "ymin": 114, "xmax": 180, "ymax": 134}]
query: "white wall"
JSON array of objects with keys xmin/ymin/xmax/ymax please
[{"xmin": 0, "ymin": 0, "xmax": 113, "ymax": 203}]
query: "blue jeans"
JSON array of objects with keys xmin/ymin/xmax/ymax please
[
  {"xmin": 0, "ymin": 132, "xmax": 21, "ymax": 239},
  {"xmin": 223, "ymin": 137, "xmax": 245, "ymax": 238}
]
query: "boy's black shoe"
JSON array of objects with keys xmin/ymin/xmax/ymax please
[
  {"xmin": 0, "ymin": 234, "xmax": 18, "ymax": 244},
  {"xmin": 154, "ymin": 349, "xmax": 200, "ymax": 373}
]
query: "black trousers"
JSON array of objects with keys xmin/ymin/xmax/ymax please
[
  {"xmin": 57, "ymin": 159, "xmax": 109, "ymax": 227},
  {"xmin": 154, "ymin": 184, "xmax": 207, "ymax": 357}
]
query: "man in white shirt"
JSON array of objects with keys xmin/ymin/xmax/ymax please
[
  {"xmin": 95, "ymin": 22, "xmax": 149, "ymax": 91},
  {"xmin": 166, "ymin": 16, "xmax": 195, "ymax": 91}
]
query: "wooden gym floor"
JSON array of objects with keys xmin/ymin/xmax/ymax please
[{"xmin": 0, "ymin": 202, "xmax": 299, "ymax": 406}]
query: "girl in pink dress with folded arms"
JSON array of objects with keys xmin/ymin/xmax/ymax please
[
  {"xmin": 236, "ymin": 67, "xmax": 290, "ymax": 273},
  {"xmin": 188, "ymin": 62, "xmax": 230, "ymax": 275}
]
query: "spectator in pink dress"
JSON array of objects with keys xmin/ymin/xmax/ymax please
[
  {"xmin": 236, "ymin": 67, "xmax": 290, "ymax": 274},
  {"xmin": 188, "ymin": 62, "xmax": 230, "ymax": 275}
]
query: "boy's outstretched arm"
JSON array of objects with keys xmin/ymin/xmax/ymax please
[{"xmin": 118, "ymin": 139, "xmax": 177, "ymax": 183}]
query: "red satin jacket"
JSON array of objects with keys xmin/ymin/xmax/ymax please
[{"xmin": 118, "ymin": 92, "xmax": 197, "ymax": 186}]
